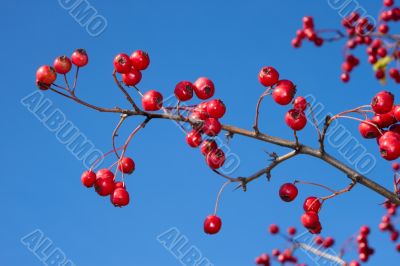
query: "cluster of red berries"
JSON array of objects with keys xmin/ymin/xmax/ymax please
[
  {"xmin": 313, "ymin": 235, "xmax": 335, "ymax": 248},
  {"xmin": 293, "ymin": 0, "xmax": 400, "ymax": 83},
  {"xmin": 292, "ymin": 16, "xmax": 324, "ymax": 48},
  {"xmin": 258, "ymin": 67, "xmax": 308, "ymax": 131},
  {"xmin": 279, "ymin": 183, "xmax": 324, "ymax": 234},
  {"xmin": 113, "ymin": 50, "xmax": 150, "ymax": 87},
  {"xmin": 36, "ymin": 49, "xmax": 88, "ymax": 89},
  {"xmin": 379, "ymin": 200, "xmax": 400, "ymax": 251},
  {"xmin": 353, "ymin": 226, "xmax": 374, "ymax": 264},
  {"xmin": 358, "ymin": 91, "xmax": 400, "ymax": 160},
  {"xmin": 80, "ymin": 157, "xmax": 135, "ymax": 207},
  {"xmin": 257, "ymin": 224, "xmax": 301, "ymax": 265}
]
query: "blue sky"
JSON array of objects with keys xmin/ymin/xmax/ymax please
[{"xmin": 2, "ymin": 1, "xmax": 399, "ymax": 265}]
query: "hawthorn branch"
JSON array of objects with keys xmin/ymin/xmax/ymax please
[
  {"xmin": 49, "ymin": 91, "xmax": 400, "ymax": 205},
  {"xmin": 112, "ymin": 70, "xmax": 141, "ymax": 112}
]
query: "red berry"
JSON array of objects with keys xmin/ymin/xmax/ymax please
[
  {"xmin": 130, "ymin": 50, "xmax": 150, "ymax": 70},
  {"xmin": 285, "ymin": 109, "xmax": 307, "ymax": 131},
  {"xmin": 360, "ymin": 225, "xmax": 370, "ymax": 235},
  {"xmin": 71, "ymin": 49, "xmax": 88, "ymax": 67},
  {"xmin": 94, "ymin": 178, "xmax": 115, "ymax": 196},
  {"xmin": 269, "ymin": 224, "xmax": 279, "ymax": 234},
  {"xmin": 287, "ymin": 227, "xmax": 297, "ymax": 236},
  {"xmin": 378, "ymin": 24, "xmax": 389, "ymax": 34},
  {"xmin": 314, "ymin": 236, "xmax": 324, "ymax": 245},
  {"xmin": 142, "ymin": 90, "xmax": 163, "ymax": 111},
  {"xmin": 349, "ymin": 260, "xmax": 360, "ymax": 266},
  {"xmin": 377, "ymin": 47, "xmax": 387, "ymax": 57},
  {"xmin": 375, "ymin": 69, "xmax": 385, "ymax": 80},
  {"xmin": 186, "ymin": 130, "xmax": 202, "ymax": 148},
  {"xmin": 392, "ymin": 162, "xmax": 400, "ymax": 171},
  {"xmin": 200, "ymin": 139, "xmax": 217, "ymax": 155},
  {"xmin": 113, "ymin": 53, "xmax": 132, "ymax": 74},
  {"xmin": 341, "ymin": 72, "xmax": 350, "ymax": 83},
  {"xmin": 279, "ymin": 183, "xmax": 298, "ymax": 202},
  {"xmin": 115, "ymin": 182, "xmax": 125, "ymax": 189},
  {"xmin": 202, "ymin": 118, "xmax": 222, "ymax": 136},
  {"xmin": 384, "ymin": 0, "xmax": 394, "ymax": 7},
  {"xmin": 372, "ymin": 113, "xmax": 396, "ymax": 128},
  {"xmin": 193, "ymin": 77, "xmax": 215, "ymax": 100},
  {"xmin": 301, "ymin": 211, "xmax": 320, "ymax": 229},
  {"xmin": 118, "ymin": 157, "xmax": 135, "ymax": 174},
  {"xmin": 207, "ymin": 99, "xmax": 226, "ymax": 119},
  {"xmin": 303, "ymin": 196, "xmax": 322, "ymax": 212},
  {"xmin": 393, "ymin": 105, "xmax": 400, "ymax": 120},
  {"xmin": 53, "ymin": 56, "xmax": 72, "ymax": 74},
  {"xmin": 303, "ymin": 16, "xmax": 314, "ymax": 29},
  {"xmin": 371, "ymin": 91, "xmax": 394, "ymax": 114},
  {"xmin": 174, "ymin": 81, "xmax": 194, "ymax": 102},
  {"xmin": 122, "ymin": 68, "xmax": 142, "ymax": 86},
  {"xmin": 111, "ymin": 187, "xmax": 130, "ymax": 207},
  {"xmin": 36, "ymin": 65, "xmax": 57, "ymax": 85},
  {"xmin": 309, "ymin": 221, "xmax": 322, "ymax": 234},
  {"xmin": 258, "ymin": 66, "xmax": 279, "ymax": 87},
  {"xmin": 389, "ymin": 68, "xmax": 400, "ymax": 80},
  {"xmin": 292, "ymin": 38, "xmax": 302, "ymax": 48},
  {"xmin": 359, "ymin": 120, "xmax": 380, "ymax": 138},
  {"xmin": 206, "ymin": 149, "xmax": 225, "ymax": 169},
  {"xmin": 204, "ymin": 215, "xmax": 222, "ymax": 234},
  {"xmin": 314, "ymin": 38, "xmax": 324, "ymax": 47},
  {"xmin": 293, "ymin": 96, "xmax": 308, "ymax": 111},
  {"xmin": 81, "ymin": 170, "xmax": 96, "ymax": 187},
  {"xmin": 272, "ymin": 80, "xmax": 296, "ymax": 105},
  {"xmin": 379, "ymin": 131, "xmax": 400, "ymax": 160},
  {"xmin": 255, "ymin": 253, "xmax": 270, "ymax": 265},
  {"xmin": 322, "ymin": 237, "xmax": 335, "ymax": 248},
  {"xmin": 96, "ymin": 169, "xmax": 114, "ymax": 180}
]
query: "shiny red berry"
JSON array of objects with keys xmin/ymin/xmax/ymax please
[
  {"xmin": 207, "ymin": 99, "xmax": 226, "ymax": 119},
  {"xmin": 204, "ymin": 215, "xmax": 222, "ymax": 234},
  {"xmin": 81, "ymin": 170, "xmax": 96, "ymax": 187},
  {"xmin": 371, "ymin": 91, "xmax": 394, "ymax": 114},
  {"xmin": 269, "ymin": 224, "xmax": 279, "ymax": 234},
  {"xmin": 53, "ymin": 56, "xmax": 72, "ymax": 74},
  {"xmin": 301, "ymin": 211, "xmax": 320, "ymax": 229},
  {"xmin": 293, "ymin": 96, "xmax": 307, "ymax": 111},
  {"xmin": 384, "ymin": 0, "xmax": 394, "ymax": 7},
  {"xmin": 36, "ymin": 65, "xmax": 57, "ymax": 85},
  {"xmin": 130, "ymin": 50, "xmax": 150, "ymax": 70},
  {"xmin": 303, "ymin": 196, "xmax": 322, "ymax": 212},
  {"xmin": 186, "ymin": 130, "xmax": 202, "ymax": 148},
  {"xmin": 193, "ymin": 77, "xmax": 215, "ymax": 100},
  {"xmin": 174, "ymin": 81, "xmax": 194, "ymax": 102},
  {"xmin": 113, "ymin": 53, "xmax": 132, "ymax": 74},
  {"xmin": 142, "ymin": 90, "xmax": 163, "ymax": 111},
  {"xmin": 258, "ymin": 66, "xmax": 279, "ymax": 87},
  {"xmin": 359, "ymin": 120, "xmax": 380, "ymax": 138},
  {"xmin": 287, "ymin": 227, "xmax": 297, "ymax": 236},
  {"xmin": 96, "ymin": 169, "xmax": 114, "ymax": 180},
  {"xmin": 279, "ymin": 183, "xmax": 298, "ymax": 202},
  {"xmin": 118, "ymin": 157, "xmax": 135, "ymax": 174},
  {"xmin": 206, "ymin": 149, "xmax": 226, "ymax": 169},
  {"xmin": 322, "ymin": 237, "xmax": 335, "ymax": 248},
  {"xmin": 122, "ymin": 68, "xmax": 142, "ymax": 86},
  {"xmin": 285, "ymin": 109, "xmax": 307, "ymax": 131},
  {"xmin": 95, "ymin": 178, "xmax": 115, "ymax": 196},
  {"xmin": 71, "ymin": 49, "xmax": 88, "ymax": 67},
  {"xmin": 200, "ymin": 139, "xmax": 217, "ymax": 155},
  {"xmin": 202, "ymin": 118, "xmax": 222, "ymax": 136},
  {"xmin": 272, "ymin": 80, "xmax": 296, "ymax": 105},
  {"xmin": 111, "ymin": 187, "xmax": 130, "ymax": 207}
]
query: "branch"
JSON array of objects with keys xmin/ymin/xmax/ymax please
[{"xmin": 50, "ymin": 91, "xmax": 400, "ymax": 205}]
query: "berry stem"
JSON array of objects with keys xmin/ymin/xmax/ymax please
[
  {"xmin": 294, "ymin": 179, "xmax": 336, "ymax": 193},
  {"xmin": 112, "ymin": 114, "xmax": 128, "ymax": 159},
  {"xmin": 214, "ymin": 180, "xmax": 231, "ymax": 215},
  {"xmin": 319, "ymin": 181, "xmax": 356, "ymax": 201},
  {"xmin": 112, "ymin": 70, "xmax": 141, "ymax": 112},
  {"xmin": 253, "ymin": 88, "xmax": 272, "ymax": 134}
]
